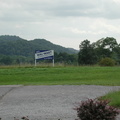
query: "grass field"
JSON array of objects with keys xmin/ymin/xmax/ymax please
[
  {"xmin": 0, "ymin": 66, "xmax": 120, "ymax": 108},
  {"xmin": 0, "ymin": 66, "xmax": 120, "ymax": 85}
]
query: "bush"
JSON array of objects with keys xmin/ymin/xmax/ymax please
[
  {"xmin": 74, "ymin": 99, "xmax": 120, "ymax": 120},
  {"xmin": 99, "ymin": 57, "xmax": 115, "ymax": 66}
]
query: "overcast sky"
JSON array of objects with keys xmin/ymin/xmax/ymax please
[{"xmin": 0, "ymin": 0, "xmax": 120, "ymax": 49}]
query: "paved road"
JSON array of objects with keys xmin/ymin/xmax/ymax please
[{"xmin": 0, "ymin": 85, "xmax": 120, "ymax": 120}]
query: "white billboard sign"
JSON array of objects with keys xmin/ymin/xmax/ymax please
[
  {"xmin": 35, "ymin": 50, "xmax": 54, "ymax": 60},
  {"xmin": 35, "ymin": 50, "xmax": 54, "ymax": 66}
]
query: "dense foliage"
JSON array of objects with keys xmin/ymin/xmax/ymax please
[
  {"xmin": 78, "ymin": 37, "xmax": 120, "ymax": 65},
  {"xmin": 78, "ymin": 40, "xmax": 97, "ymax": 65},
  {"xmin": 99, "ymin": 57, "xmax": 115, "ymax": 66},
  {"xmin": 0, "ymin": 35, "xmax": 77, "ymax": 55},
  {"xmin": 0, "ymin": 53, "xmax": 77, "ymax": 65}
]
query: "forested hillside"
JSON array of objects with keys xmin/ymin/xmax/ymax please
[
  {"xmin": 0, "ymin": 35, "xmax": 78, "ymax": 65},
  {"xmin": 0, "ymin": 35, "xmax": 78, "ymax": 56}
]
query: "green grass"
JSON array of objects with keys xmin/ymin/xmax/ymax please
[
  {"xmin": 0, "ymin": 66, "xmax": 120, "ymax": 85},
  {"xmin": 0, "ymin": 66, "xmax": 120, "ymax": 108},
  {"xmin": 100, "ymin": 91, "xmax": 120, "ymax": 108}
]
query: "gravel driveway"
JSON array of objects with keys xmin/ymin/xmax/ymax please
[{"xmin": 0, "ymin": 85, "xmax": 120, "ymax": 120}]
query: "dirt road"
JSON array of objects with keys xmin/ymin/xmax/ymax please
[{"xmin": 0, "ymin": 85, "xmax": 120, "ymax": 120}]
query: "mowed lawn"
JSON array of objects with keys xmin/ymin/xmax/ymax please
[{"xmin": 0, "ymin": 66, "xmax": 120, "ymax": 85}]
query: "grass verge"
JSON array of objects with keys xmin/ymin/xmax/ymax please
[
  {"xmin": 99, "ymin": 90, "xmax": 120, "ymax": 108},
  {"xmin": 0, "ymin": 66, "xmax": 120, "ymax": 85}
]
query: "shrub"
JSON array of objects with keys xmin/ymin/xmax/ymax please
[
  {"xmin": 99, "ymin": 57, "xmax": 115, "ymax": 66},
  {"xmin": 74, "ymin": 99, "xmax": 120, "ymax": 120}
]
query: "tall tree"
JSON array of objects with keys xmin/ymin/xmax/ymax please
[
  {"xmin": 78, "ymin": 40, "xmax": 97, "ymax": 65},
  {"xmin": 92, "ymin": 37, "xmax": 118, "ymax": 60},
  {"xmin": 112, "ymin": 44, "xmax": 120, "ymax": 64}
]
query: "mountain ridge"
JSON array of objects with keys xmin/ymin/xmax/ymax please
[{"xmin": 0, "ymin": 35, "xmax": 78, "ymax": 57}]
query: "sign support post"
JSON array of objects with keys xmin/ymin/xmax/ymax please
[
  {"xmin": 35, "ymin": 59, "xmax": 37, "ymax": 66},
  {"xmin": 53, "ymin": 58, "xmax": 54, "ymax": 67}
]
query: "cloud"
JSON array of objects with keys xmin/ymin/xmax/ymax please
[
  {"xmin": 0, "ymin": 0, "xmax": 120, "ymax": 49},
  {"xmin": 1, "ymin": 0, "xmax": 120, "ymax": 23},
  {"xmin": 15, "ymin": 24, "xmax": 24, "ymax": 29},
  {"xmin": 113, "ymin": 0, "xmax": 120, "ymax": 3}
]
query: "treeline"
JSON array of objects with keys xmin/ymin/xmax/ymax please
[
  {"xmin": 78, "ymin": 37, "xmax": 120, "ymax": 65},
  {"xmin": 1, "ymin": 35, "xmax": 120, "ymax": 66},
  {"xmin": 0, "ymin": 52, "xmax": 78, "ymax": 65}
]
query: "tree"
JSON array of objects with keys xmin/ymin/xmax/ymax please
[
  {"xmin": 112, "ymin": 44, "xmax": 120, "ymax": 64},
  {"xmin": 0, "ymin": 55, "xmax": 13, "ymax": 65},
  {"xmin": 93, "ymin": 37, "xmax": 118, "ymax": 49},
  {"xmin": 92, "ymin": 37, "xmax": 118, "ymax": 60},
  {"xmin": 78, "ymin": 40, "xmax": 97, "ymax": 65},
  {"xmin": 55, "ymin": 52, "xmax": 77, "ymax": 64}
]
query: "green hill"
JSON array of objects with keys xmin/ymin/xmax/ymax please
[{"xmin": 0, "ymin": 35, "xmax": 78, "ymax": 57}]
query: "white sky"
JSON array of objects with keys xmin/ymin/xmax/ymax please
[{"xmin": 0, "ymin": 0, "xmax": 120, "ymax": 50}]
